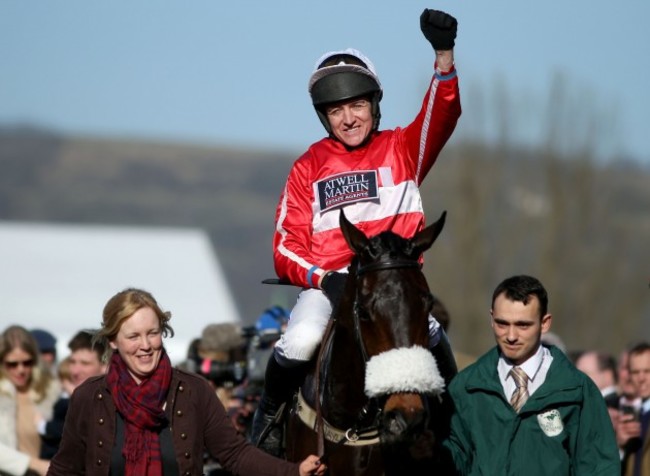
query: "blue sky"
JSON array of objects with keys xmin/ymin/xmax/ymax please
[{"xmin": 1, "ymin": 1, "xmax": 648, "ymax": 163}]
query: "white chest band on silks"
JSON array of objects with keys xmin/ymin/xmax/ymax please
[{"xmin": 364, "ymin": 346, "xmax": 445, "ymax": 398}]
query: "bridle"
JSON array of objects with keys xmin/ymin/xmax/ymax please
[
  {"xmin": 353, "ymin": 258, "xmax": 423, "ymax": 363},
  {"xmin": 356, "ymin": 258, "xmax": 421, "ymax": 275}
]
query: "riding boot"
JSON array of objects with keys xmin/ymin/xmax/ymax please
[{"xmin": 250, "ymin": 354, "xmax": 305, "ymax": 457}]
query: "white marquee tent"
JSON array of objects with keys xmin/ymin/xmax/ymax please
[{"xmin": 0, "ymin": 221, "xmax": 240, "ymax": 364}]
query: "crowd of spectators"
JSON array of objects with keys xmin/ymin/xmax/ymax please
[{"xmin": 1, "ymin": 294, "xmax": 647, "ymax": 475}]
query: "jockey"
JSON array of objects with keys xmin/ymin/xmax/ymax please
[{"xmin": 251, "ymin": 8, "xmax": 462, "ymax": 456}]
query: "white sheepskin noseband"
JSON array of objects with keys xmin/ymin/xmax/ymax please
[{"xmin": 364, "ymin": 346, "xmax": 445, "ymax": 398}]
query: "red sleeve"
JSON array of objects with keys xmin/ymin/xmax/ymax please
[
  {"xmin": 400, "ymin": 64, "xmax": 461, "ymax": 185},
  {"xmin": 273, "ymin": 153, "xmax": 327, "ymax": 288}
]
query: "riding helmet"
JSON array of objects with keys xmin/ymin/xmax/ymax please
[{"xmin": 308, "ymin": 48, "xmax": 383, "ymax": 135}]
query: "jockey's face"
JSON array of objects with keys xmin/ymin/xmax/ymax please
[
  {"xmin": 325, "ymin": 97, "xmax": 373, "ymax": 148},
  {"xmin": 490, "ymin": 293, "xmax": 551, "ymax": 365}
]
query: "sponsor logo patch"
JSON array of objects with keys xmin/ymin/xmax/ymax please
[
  {"xmin": 537, "ymin": 409, "xmax": 564, "ymax": 437},
  {"xmin": 317, "ymin": 170, "xmax": 378, "ymax": 212}
]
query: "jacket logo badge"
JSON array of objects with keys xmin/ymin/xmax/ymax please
[
  {"xmin": 537, "ymin": 409, "xmax": 564, "ymax": 437},
  {"xmin": 317, "ymin": 170, "xmax": 378, "ymax": 212}
]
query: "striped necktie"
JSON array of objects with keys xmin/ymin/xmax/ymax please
[{"xmin": 509, "ymin": 366, "xmax": 529, "ymax": 413}]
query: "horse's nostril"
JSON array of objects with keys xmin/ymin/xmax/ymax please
[{"xmin": 385, "ymin": 412, "xmax": 408, "ymax": 435}]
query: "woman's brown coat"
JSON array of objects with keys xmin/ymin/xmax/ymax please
[{"xmin": 47, "ymin": 368, "xmax": 299, "ymax": 476}]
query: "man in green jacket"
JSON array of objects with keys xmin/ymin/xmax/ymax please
[{"xmin": 442, "ymin": 275, "xmax": 620, "ymax": 475}]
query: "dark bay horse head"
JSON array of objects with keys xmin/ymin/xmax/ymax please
[
  {"xmin": 286, "ymin": 210, "xmax": 447, "ymax": 475},
  {"xmin": 339, "ymin": 209, "xmax": 447, "ymax": 447}
]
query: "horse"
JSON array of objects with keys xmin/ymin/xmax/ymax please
[{"xmin": 283, "ymin": 210, "xmax": 448, "ymax": 475}]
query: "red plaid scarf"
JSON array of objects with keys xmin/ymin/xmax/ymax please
[{"xmin": 106, "ymin": 349, "xmax": 172, "ymax": 476}]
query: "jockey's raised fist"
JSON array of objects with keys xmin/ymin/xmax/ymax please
[{"xmin": 420, "ymin": 9, "xmax": 457, "ymax": 51}]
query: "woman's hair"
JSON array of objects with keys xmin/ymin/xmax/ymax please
[
  {"xmin": 94, "ymin": 288, "xmax": 174, "ymax": 360},
  {"xmin": 0, "ymin": 325, "xmax": 52, "ymax": 402}
]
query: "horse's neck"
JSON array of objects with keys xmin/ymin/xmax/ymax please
[{"xmin": 317, "ymin": 315, "xmax": 368, "ymax": 427}]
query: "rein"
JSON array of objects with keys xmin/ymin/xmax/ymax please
[
  {"xmin": 313, "ymin": 310, "xmax": 384, "ymax": 459},
  {"xmin": 314, "ymin": 316, "xmax": 337, "ymax": 456}
]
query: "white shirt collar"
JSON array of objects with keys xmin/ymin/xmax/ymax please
[
  {"xmin": 498, "ymin": 344, "xmax": 547, "ymax": 383},
  {"xmin": 643, "ymin": 398, "xmax": 650, "ymax": 414},
  {"xmin": 498, "ymin": 345, "xmax": 553, "ymax": 401}
]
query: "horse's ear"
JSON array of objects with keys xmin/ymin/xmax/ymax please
[
  {"xmin": 340, "ymin": 209, "xmax": 369, "ymax": 253},
  {"xmin": 410, "ymin": 211, "xmax": 447, "ymax": 256}
]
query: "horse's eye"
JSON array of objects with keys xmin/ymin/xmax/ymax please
[
  {"xmin": 359, "ymin": 307, "xmax": 371, "ymax": 321},
  {"xmin": 355, "ymin": 303, "xmax": 372, "ymax": 322}
]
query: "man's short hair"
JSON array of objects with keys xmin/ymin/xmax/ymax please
[
  {"xmin": 492, "ymin": 275, "xmax": 548, "ymax": 317},
  {"xmin": 68, "ymin": 329, "xmax": 105, "ymax": 361}
]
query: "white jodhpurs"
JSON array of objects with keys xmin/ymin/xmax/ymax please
[
  {"xmin": 274, "ymin": 288, "xmax": 331, "ymax": 366},
  {"xmin": 273, "ymin": 287, "xmax": 442, "ymax": 367}
]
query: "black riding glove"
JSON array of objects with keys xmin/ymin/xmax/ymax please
[
  {"xmin": 320, "ymin": 271, "xmax": 347, "ymax": 307},
  {"xmin": 420, "ymin": 9, "xmax": 457, "ymax": 51}
]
